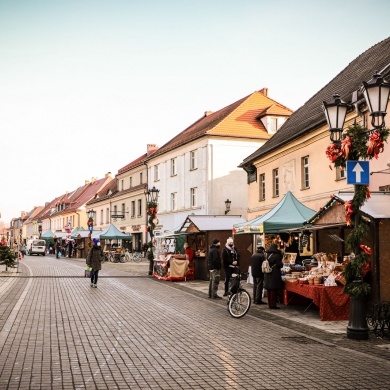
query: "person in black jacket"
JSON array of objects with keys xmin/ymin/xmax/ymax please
[
  {"xmin": 250, "ymin": 246, "xmax": 266, "ymax": 304},
  {"xmin": 222, "ymin": 237, "xmax": 239, "ymax": 296},
  {"xmin": 263, "ymin": 243, "xmax": 284, "ymax": 309},
  {"xmin": 207, "ymin": 238, "xmax": 222, "ymax": 299}
]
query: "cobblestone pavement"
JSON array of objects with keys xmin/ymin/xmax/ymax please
[{"xmin": 0, "ymin": 256, "xmax": 389, "ymax": 389}]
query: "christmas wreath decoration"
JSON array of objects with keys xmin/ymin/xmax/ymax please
[{"xmin": 325, "ymin": 123, "xmax": 389, "ymax": 298}]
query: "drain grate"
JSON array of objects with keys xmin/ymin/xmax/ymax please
[{"xmin": 281, "ymin": 336, "xmax": 320, "ymax": 345}]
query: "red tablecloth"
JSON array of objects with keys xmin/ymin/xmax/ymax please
[{"xmin": 284, "ymin": 282, "xmax": 350, "ymax": 321}]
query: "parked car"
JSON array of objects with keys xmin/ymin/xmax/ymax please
[{"xmin": 27, "ymin": 239, "xmax": 46, "ymax": 256}]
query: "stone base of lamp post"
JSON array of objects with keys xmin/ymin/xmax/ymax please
[{"xmin": 347, "ymin": 296, "xmax": 369, "ymax": 340}]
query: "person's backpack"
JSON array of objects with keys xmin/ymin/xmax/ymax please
[{"xmin": 262, "ymin": 254, "xmax": 274, "ymax": 274}]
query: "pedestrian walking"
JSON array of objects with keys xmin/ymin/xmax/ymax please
[
  {"xmin": 263, "ymin": 243, "xmax": 284, "ymax": 309},
  {"xmin": 86, "ymin": 238, "xmax": 104, "ymax": 288},
  {"xmin": 55, "ymin": 241, "xmax": 62, "ymax": 259},
  {"xmin": 250, "ymin": 246, "xmax": 266, "ymax": 304},
  {"xmin": 222, "ymin": 237, "xmax": 239, "ymax": 296},
  {"xmin": 207, "ymin": 238, "xmax": 222, "ymax": 299}
]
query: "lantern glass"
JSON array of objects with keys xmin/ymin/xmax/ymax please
[
  {"xmin": 87, "ymin": 209, "xmax": 96, "ymax": 219},
  {"xmin": 322, "ymin": 94, "xmax": 348, "ymax": 133}
]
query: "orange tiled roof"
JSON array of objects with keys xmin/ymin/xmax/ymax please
[{"xmin": 147, "ymin": 89, "xmax": 292, "ymax": 159}]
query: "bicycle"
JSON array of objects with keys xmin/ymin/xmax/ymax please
[
  {"xmin": 103, "ymin": 251, "xmax": 121, "ymax": 263},
  {"xmin": 122, "ymin": 249, "xmax": 143, "ymax": 263},
  {"xmin": 226, "ymin": 269, "xmax": 251, "ymax": 318}
]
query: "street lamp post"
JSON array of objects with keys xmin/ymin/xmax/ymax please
[
  {"xmin": 323, "ymin": 72, "xmax": 390, "ymax": 340},
  {"xmin": 144, "ymin": 186, "xmax": 160, "ymax": 276},
  {"xmin": 87, "ymin": 209, "xmax": 96, "ymax": 244}
]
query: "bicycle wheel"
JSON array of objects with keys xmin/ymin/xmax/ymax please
[
  {"xmin": 123, "ymin": 252, "xmax": 130, "ymax": 262},
  {"xmin": 228, "ymin": 289, "xmax": 251, "ymax": 318},
  {"xmin": 132, "ymin": 252, "xmax": 142, "ymax": 263}
]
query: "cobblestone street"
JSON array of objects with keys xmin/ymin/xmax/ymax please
[{"xmin": 0, "ymin": 255, "xmax": 389, "ymax": 389}]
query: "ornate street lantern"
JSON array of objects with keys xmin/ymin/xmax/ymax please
[
  {"xmin": 322, "ymin": 94, "xmax": 349, "ymax": 143},
  {"xmin": 224, "ymin": 199, "xmax": 232, "ymax": 215},
  {"xmin": 362, "ymin": 72, "xmax": 390, "ymax": 129}
]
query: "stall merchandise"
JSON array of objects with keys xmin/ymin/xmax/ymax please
[{"xmin": 153, "ymin": 254, "xmax": 192, "ymax": 281}]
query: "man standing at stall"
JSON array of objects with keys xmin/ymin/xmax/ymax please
[{"xmin": 208, "ymin": 238, "xmax": 222, "ymax": 299}]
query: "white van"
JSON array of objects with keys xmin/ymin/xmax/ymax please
[{"xmin": 27, "ymin": 239, "xmax": 46, "ymax": 256}]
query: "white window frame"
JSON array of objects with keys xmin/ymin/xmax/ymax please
[
  {"xmin": 154, "ymin": 165, "xmax": 159, "ymax": 182},
  {"xmin": 302, "ymin": 156, "xmax": 310, "ymax": 189},
  {"xmin": 190, "ymin": 187, "xmax": 197, "ymax": 207},
  {"xmin": 273, "ymin": 168, "xmax": 279, "ymax": 197},
  {"xmin": 259, "ymin": 173, "xmax": 265, "ymax": 201},
  {"xmin": 171, "ymin": 192, "xmax": 177, "ymax": 211},
  {"xmin": 190, "ymin": 150, "xmax": 197, "ymax": 170},
  {"xmin": 171, "ymin": 158, "xmax": 177, "ymax": 176}
]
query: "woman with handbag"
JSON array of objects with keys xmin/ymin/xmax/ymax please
[
  {"xmin": 86, "ymin": 238, "xmax": 104, "ymax": 288},
  {"xmin": 263, "ymin": 243, "xmax": 283, "ymax": 309}
]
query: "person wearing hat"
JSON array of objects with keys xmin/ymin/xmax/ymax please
[
  {"xmin": 222, "ymin": 237, "xmax": 240, "ymax": 296},
  {"xmin": 86, "ymin": 238, "xmax": 104, "ymax": 288},
  {"xmin": 207, "ymin": 238, "xmax": 222, "ymax": 299},
  {"xmin": 250, "ymin": 246, "xmax": 266, "ymax": 304}
]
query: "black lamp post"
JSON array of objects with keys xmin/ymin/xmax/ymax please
[
  {"xmin": 87, "ymin": 209, "xmax": 96, "ymax": 243},
  {"xmin": 323, "ymin": 72, "xmax": 390, "ymax": 340},
  {"xmin": 37, "ymin": 219, "xmax": 42, "ymax": 239},
  {"xmin": 224, "ymin": 199, "xmax": 232, "ymax": 215},
  {"xmin": 144, "ymin": 186, "xmax": 160, "ymax": 275}
]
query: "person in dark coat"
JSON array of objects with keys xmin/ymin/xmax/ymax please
[
  {"xmin": 263, "ymin": 243, "xmax": 284, "ymax": 309},
  {"xmin": 222, "ymin": 237, "xmax": 239, "ymax": 296},
  {"xmin": 207, "ymin": 238, "xmax": 222, "ymax": 299},
  {"xmin": 86, "ymin": 238, "xmax": 104, "ymax": 288},
  {"xmin": 250, "ymin": 246, "xmax": 266, "ymax": 304}
]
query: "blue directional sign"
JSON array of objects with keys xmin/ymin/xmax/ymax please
[{"xmin": 346, "ymin": 161, "xmax": 370, "ymax": 185}]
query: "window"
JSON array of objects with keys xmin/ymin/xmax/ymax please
[
  {"xmin": 154, "ymin": 165, "xmax": 159, "ymax": 181},
  {"xmin": 273, "ymin": 168, "xmax": 279, "ymax": 197},
  {"xmin": 121, "ymin": 203, "xmax": 125, "ymax": 219},
  {"xmin": 190, "ymin": 188, "xmax": 197, "ymax": 207},
  {"xmin": 259, "ymin": 173, "xmax": 265, "ymax": 201},
  {"xmin": 106, "ymin": 208, "xmax": 109, "ymax": 223},
  {"xmin": 131, "ymin": 201, "xmax": 135, "ymax": 218},
  {"xmin": 140, "ymin": 172, "xmax": 143, "ymax": 184},
  {"xmin": 270, "ymin": 117, "xmax": 282, "ymax": 133},
  {"xmin": 121, "ymin": 179, "xmax": 124, "ymax": 191},
  {"xmin": 130, "ymin": 177, "xmax": 132, "ymax": 187},
  {"xmin": 113, "ymin": 205, "xmax": 117, "ymax": 218},
  {"xmin": 171, "ymin": 192, "xmax": 177, "ymax": 211},
  {"xmin": 302, "ymin": 156, "xmax": 310, "ymax": 189},
  {"xmin": 190, "ymin": 150, "xmax": 197, "ymax": 170},
  {"xmin": 137, "ymin": 199, "xmax": 142, "ymax": 217},
  {"xmin": 336, "ymin": 166, "xmax": 346, "ymax": 181},
  {"xmin": 100, "ymin": 209, "xmax": 103, "ymax": 225},
  {"xmin": 171, "ymin": 158, "xmax": 177, "ymax": 176}
]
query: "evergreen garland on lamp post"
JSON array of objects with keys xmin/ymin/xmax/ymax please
[
  {"xmin": 144, "ymin": 187, "xmax": 160, "ymax": 276},
  {"xmin": 323, "ymin": 72, "xmax": 390, "ymax": 340}
]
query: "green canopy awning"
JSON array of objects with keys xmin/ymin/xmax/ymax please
[
  {"xmin": 234, "ymin": 191, "xmax": 316, "ymax": 234},
  {"xmin": 99, "ymin": 224, "xmax": 132, "ymax": 240}
]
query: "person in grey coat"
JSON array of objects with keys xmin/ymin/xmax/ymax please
[
  {"xmin": 86, "ymin": 238, "xmax": 104, "ymax": 288},
  {"xmin": 263, "ymin": 244, "xmax": 283, "ymax": 309}
]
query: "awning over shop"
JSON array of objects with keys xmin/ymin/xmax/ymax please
[
  {"xmin": 233, "ymin": 191, "xmax": 316, "ymax": 234},
  {"xmin": 41, "ymin": 229, "xmax": 55, "ymax": 243},
  {"xmin": 177, "ymin": 215, "xmax": 246, "ymax": 234}
]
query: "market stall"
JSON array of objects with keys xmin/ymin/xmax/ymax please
[
  {"xmin": 153, "ymin": 254, "xmax": 191, "ymax": 281},
  {"xmin": 281, "ymin": 252, "xmax": 349, "ymax": 320}
]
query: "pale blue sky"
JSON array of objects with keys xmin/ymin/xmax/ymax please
[{"xmin": 1, "ymin": 0, "xmax": 389, "ymax": 223}]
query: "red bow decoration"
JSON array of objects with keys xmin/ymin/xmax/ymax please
[
  {"xmin": 341, "ymin": 136, "xmax": 352, "ymax": 160},
  {"xmin": 367, "ymin": 130, "xmax": 385, "ymax": 159},
  {"xmin": 325, "ymin": 143, "xmax": 342, "ymax": 163},
  {"xmin": 344, "ymin": 200, "xmax": 353, "ymax": 226},
  {"xmin": 360, "ymin": 244, "xmax": 372, "ymax": 255}
]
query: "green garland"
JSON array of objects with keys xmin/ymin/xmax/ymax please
[{"xmin": 326, "ymin": 123, "xmax": 390, "ymax": 298}]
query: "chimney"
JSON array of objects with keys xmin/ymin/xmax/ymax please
[
  {"xmin": 204, "ymin": 111, "xmax": 213, "ymax": 117},
  {"xmin": 147, "ymin": 144, "xmax": 158, "ymax": 156},
  {"xmin": 259, "ymin": 88, "xmax": 268, "ymax": 97},
  {"xmin": 85, "ymin": 180, "xmax": 90, "ymax": 185},
  {"xmin": 91, "ymin": 177, "xmax": 96, "ymax": 183},
  {"xmin": 105, "ymin": 172, "xmax": 112, "ymax": 178}
]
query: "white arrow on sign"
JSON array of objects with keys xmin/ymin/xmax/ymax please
[{"xmin": 352, "ymin": 162, "xmax": 364, "ymax": 183}]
